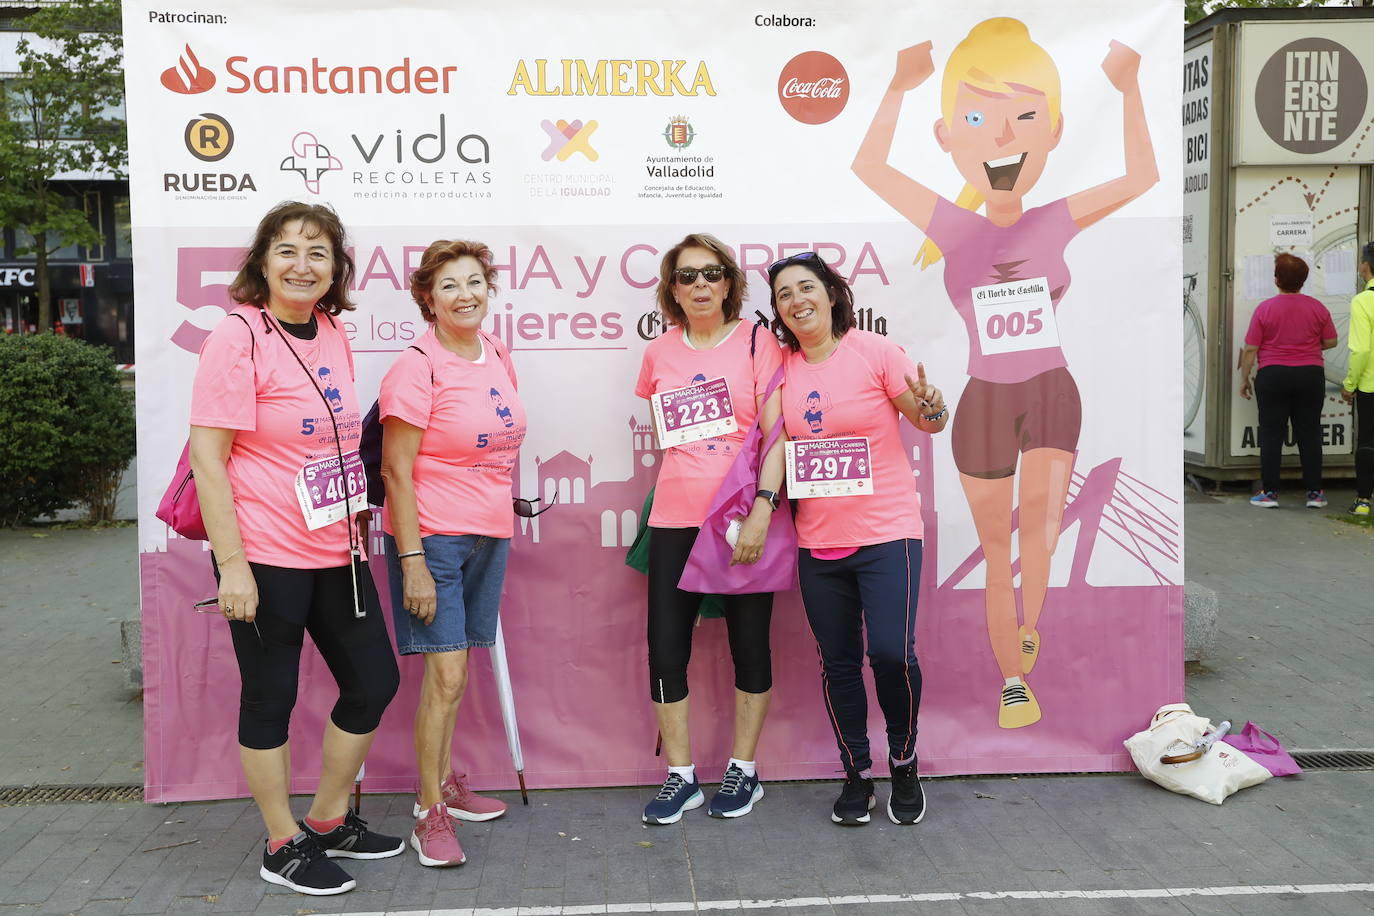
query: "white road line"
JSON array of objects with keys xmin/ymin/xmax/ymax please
[{"xmin": 310, "ymin": 883, "xmax": 1374, "ymax": 916}]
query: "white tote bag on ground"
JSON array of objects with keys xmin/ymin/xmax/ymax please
[{"xmin": 1124, "ymin": 703, "xmax": 1273, "ymax": 804}]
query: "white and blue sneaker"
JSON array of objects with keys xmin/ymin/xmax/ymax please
[
  {"xmin": 642, "ymin": 772, "xmax": 704, "ymax": 825},
  {"xmin": 1249, "ymin": 490, "xmax": 1279, "ymax": 508},
  {"xmin": 708, "ymin": 764, "xmax": 764, "ymax": 818}
]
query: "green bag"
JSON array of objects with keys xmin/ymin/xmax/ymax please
[{"xmin": 625, "ymin": 486, "xmax": 725, "ymax": 619}]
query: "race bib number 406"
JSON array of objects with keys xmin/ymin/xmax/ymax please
[
  {"xmin": 785, "ymin": 436, "xmax": 873, "ymax": 498},
  {"xmin": 295, "ymin": 450, "xmax": 368, "ymax": 530},
  {"xmin": 652, "ymin": 376, "xmax": 736, "ymax": 449},
  {"xmin": 971, "ymin": 276, "xmax": 1060, "ymax": 356}
]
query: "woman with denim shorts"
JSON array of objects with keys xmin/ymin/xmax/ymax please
[{"xmin": 379, "ymin": 239, "xmax": 524, "ymax": 868}]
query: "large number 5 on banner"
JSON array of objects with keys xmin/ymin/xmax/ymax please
[{"xmin": 170, "ymin": 247, "xmax": 248, "ymax": 354}]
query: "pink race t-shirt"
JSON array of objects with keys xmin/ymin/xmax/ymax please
[
  {"xmin": 925, "ymin": 196, "xmax": 1082, "ymax": 384},
  {"xmin": 1245, "ymin": 293, "xmax": 1337, "ymax": 368},
  {"xmin": 380, "ymin": 329, "xmax": 525, "ymax": 539},
  {"xmin": 635, "ymin": 322, "xmax": 783, "ymax": 528},
  {"xmin": 781, "ymin": 330, "xmax": 924, "ymax": 549},
  {"xmin": 190, "ymin": 305, "xmax": 364, "ymax": 569}
]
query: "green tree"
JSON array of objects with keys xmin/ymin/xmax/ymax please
[
  {"xmin": 0, "ymin": 0, "xmax": 125, "ymax": 332},
  {"xmin": 1187, "ymin": 0, "xmax": 1371, "ymax": 25}
]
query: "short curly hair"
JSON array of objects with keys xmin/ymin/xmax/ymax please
[
  {"xmin": 654, "ymin": 233, "xmax": 746, "ymax": 328},
  {"xmin": 1273, "ymin": 253, "xmax": 1309, "ymax": 293},
  {"xmin": 409, "ymin": 239, "xmax": 501, "ymax": 322},
  {"xmin": 228, "ymin": 201, "xmax": 356, "ymax": 315}
]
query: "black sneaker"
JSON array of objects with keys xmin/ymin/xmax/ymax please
[
  {"xmin": 887, "ymin": 759, "xmax": 926, "ymax": 825},
  {"xmin": 299, "ymin": 809, "xmax": 405, "ymax": 859},
  {"xmin": 259, "ymin": 832, "xmax": 356, "ymax": 896},
  {"xmin": 830, "ymin": 774, "xmax": 875, "ymax": 825}
]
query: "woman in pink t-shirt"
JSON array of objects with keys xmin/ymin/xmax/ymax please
[
  {"xmin": 769, "ymin": 252, "xmax": 949, "ymax": 827},
  {"xmin": 379, "ymin": 240, "xmax": 526, "ymax": 868},
  {"xmin": 1238, "ymin": 253, "xmax": 1338, "ymax": 508},
  {"xmin": 853, "ymin": 18, "xmax": 1159, "ymax": 730},
  {"xmin": 189, "ymin": 202, "xmax": 403, "ymax": 896},
  {"xmin": 634, "ymin": 233, "xmax": 786, "ymax": 825}
]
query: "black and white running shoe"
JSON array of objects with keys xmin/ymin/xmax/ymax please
[
  {"xmin": 299, "ymin": 809, "xmax": 405, "ymax": 859},
  {"xmin": 887, "ymin": 759, "xmax": 926, "ymax": 825},
  {"xmin": 831, "ymin": 774, "xmax": 875, "ymax": 825},
  {"xmin": 259, "ymin": 832, "xmax": 356, "ymax": 896}
]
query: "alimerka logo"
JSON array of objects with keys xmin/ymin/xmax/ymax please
[
  {"xmin": 509, "ymin": 59, "xmax": 715, "ymax": 96},
  {"xmin": 161, "ymin": 45, "xmax": 216, "ymax": 94},
  {"xmin": 159, "ymin": 46, "xmax": 457, "ymax": 95}
]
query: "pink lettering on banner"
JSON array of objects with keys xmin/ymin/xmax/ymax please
[{"xmin": 172, "ymin": 247, "xmax": 246, "ymax": 354}]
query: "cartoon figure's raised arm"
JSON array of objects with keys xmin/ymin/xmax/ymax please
[
  {"xmin": 852, "ymin": 41, "xmax": 945, "ymax": 235},
  {"xmin": 1066, "ymin": 41, "xmax": 1158, "ymax": 229}
]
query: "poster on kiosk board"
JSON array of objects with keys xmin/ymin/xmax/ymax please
[{"xmin": 125, "ymin": 0, "xmax": 1182, "ymax": 803}]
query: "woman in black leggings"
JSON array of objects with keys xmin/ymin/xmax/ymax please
[
  {"xmin": 190, "ymin": 202, "xmax": 401, "ymax": 896},
  {"xmin": 633, "ymin": 233, "xmax": 787, "ymax": 824}
]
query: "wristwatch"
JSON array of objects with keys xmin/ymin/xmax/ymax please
[{"xmin": 755, "ymin": 489, "xmax": 781, "ymax": 511}]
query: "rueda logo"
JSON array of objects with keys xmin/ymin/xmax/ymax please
[
  {"xmin": 161, "ymin": 44, "xmax": 216, "ymax": 94},
  {"xmin": 281, "ymin": 132, "xmax": 342, "ymax": 194},
  {"xmin": 541, "ymin": 119, "xmax": 599, "ymax": 162},
  {"xmin": 777, "ymin": 51, "xmax": 848, "ymax": 125},
  {"xmin": 1254, "ymin": 38, "xmax": 1368, "ymax": 154},
  {"xmin": 184, "ymin": 112, "xmax": 233, "ymax": 162}
]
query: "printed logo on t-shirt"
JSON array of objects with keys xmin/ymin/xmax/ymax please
[
  {"xmin": 798, "ymin": 389, "xmax": 833, "ymax": 435},
  {"xmin": 317, "ymin": 365, "xmax": 344, "ymax": 414},
  {"xmin": 490, "ymin": 387, "xmax": 515, "ymax": 428}
]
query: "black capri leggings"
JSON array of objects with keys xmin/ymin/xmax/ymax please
[
  {"xmin": 646, "ymin": 526, "xmax": 773, "ymax": 704},
  {"xmin": 219, "ymin": 561, "xmax": 400, "ymax": 750}
]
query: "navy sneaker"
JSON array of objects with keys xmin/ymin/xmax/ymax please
[
  {"xmin": 887, "ymin": 759, "xmax": 926, "ymax": 825},
  {"xmin": 642, "ymin": 772, "xmax": 704, "ymax": 825},
  {"xmin": 831, "ymin": 774, "xmax": 875, "ymax": 825},
  {"xmin": 299, "ymin": 809, "xmax": 405, "ymax": 860},
  {"xmin": 259, "ymin": 832, "xmax": 355, "ymax": 896},
  {"xmin": 708, "ymin": 764, "xmax": 764, "ymax": 818}
]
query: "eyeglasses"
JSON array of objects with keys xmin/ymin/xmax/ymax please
[
  {"xmin": 673, "ymin": 266, "xmax": 725, "ymax": 285},
  {"xmin": 513, "ymin": 489, "xmax": 559, "ymax": 518},
  {"xmin": 193, "ymin": 597, "xmax": 263, "ymax": 646},
  {"xmin": 767, "ymin": 251, "xmax": 822, "ymax": 280}
]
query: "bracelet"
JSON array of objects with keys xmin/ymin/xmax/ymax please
[
  {"xmin": 397, "ymin": 550, "xmax": 425, "ymax": 560},
  {"xmin": 214, "ymin": 545, "xmax": 244, "ymax": 565},
  {"xmin": 922, "ymin": 407, "xmax": 948, "ymax": 422}
]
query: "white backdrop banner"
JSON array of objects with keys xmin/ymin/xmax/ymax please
[{"xmin": 126, "ymin": 0, "xmax": 1183, "ymax": 802}]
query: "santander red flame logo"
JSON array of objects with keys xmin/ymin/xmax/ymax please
[{"xmin": 160, "ymin": 45, "xmax": 216, "ymax": 95}]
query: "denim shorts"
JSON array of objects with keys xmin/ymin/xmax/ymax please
[{"xmin": 384, "ymin": 533, "xmax": 509, "ymax": 655}]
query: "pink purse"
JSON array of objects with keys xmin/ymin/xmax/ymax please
[
  {"xmin": 677, "ymin": 365, "xmax": 797, "ymax": 595},
  {"xmin": 156, "ymin": 440, "xmax": 207, "ymax": 540}
]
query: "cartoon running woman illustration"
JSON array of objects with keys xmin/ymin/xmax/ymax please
[
  {"xmin": 490, "ymin": 387, "xmax": 515, "ymax": 428},
  {"xmin": 318, "ymin": 366, "xmax": 344, "ymax": 413},
  {"xmin": 853, "ymin": 18, "xmax": 1157, "ymax": 728},
  {"xmin": 800, "ymin": 390, "xmax": 833, "ymax": 435}
]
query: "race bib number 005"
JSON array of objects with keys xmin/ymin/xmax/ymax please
[
  {"xmin": 785, "ymin": 437, "xmax": 873, "ymax": 498},
  {"xmin": 295, "ymin": 450, "xmax": 368, "ymax": 530},
  {"xmin": 652, "ymin": 376, "xmax": 736, "ymax": 449},
  {"xmin": 971, "ymin": 276, "xmax": 1060, "ymax": 356}
]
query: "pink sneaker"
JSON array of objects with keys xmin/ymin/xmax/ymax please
[
  {"xmin": 412, "ymin": 772, "xmax": 508, "ymax": 822},
  {"xmin": 409, "ymin": 803, "xmax": 465, "ymax": 867}
]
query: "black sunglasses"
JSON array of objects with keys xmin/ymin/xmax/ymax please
[
  {"xmin": 767, "ymin": 251, "xmax": 822, "ymax": 280},
  {"xmin": 673, "ymin": 265, "xmax": 726, "ymax": 285},
  {"xmin": 513, "ymin": 489, "xmax": 558, "ymax": 518}
]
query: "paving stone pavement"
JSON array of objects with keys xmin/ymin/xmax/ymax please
[{"xmin": 1, "ymin": 484, "xmax": 1372, "ymax": 914}]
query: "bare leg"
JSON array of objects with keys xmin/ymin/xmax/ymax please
[
  {"xmin": 654, "ymin": 698, "xmax": 691, "ymax": 767},
  {"xmin": 241, "ymin": 744, "xmax": 296, "ymax": 840},
  {"xmin": 414, "ymin": 650, "xmax": 469, "ymax": 810},
  {"xmin": 730, "ymin": 688, "xmax": 772, "ymax": 761},
  {"xmin": 960, "ymin": 472, "xmax": 1020, "ymax": 679},
  {"xmin": 304, "ymin": 722, "xmax": 380, "ymax": 822},
  {"xmin": 1018, "ymin": 448, "xmax": 1074, "ymax": 636}
]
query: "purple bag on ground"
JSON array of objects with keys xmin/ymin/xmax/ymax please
[
  {"xmin": 1221, "ymin": 722, "xmax": 1303, "ymax": 777},
  {"xmin": 678, "ymin": 365, "xmax": 797, "ymax": 596}
]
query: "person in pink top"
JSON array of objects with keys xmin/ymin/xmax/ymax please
[
  {"xmin": 633, "ymin": 233, "xmax": 786, "ymax": 824},
  {"xmin": 769, "ymin": 252, "xmax": 949, "ymax": 827},
  {"xmin": 189, "ymin": 202, "xmax": 403, "ymax": 897},
  {"xmin": 379, "ymin": 240, "xmax": 526, "ymax": 868},
  {"xmin": 1238, "ymin": 253, "xmax": 1338, "ymax": 508},
  {"xmin": 853, "ymin": 17, "xmax": 1158, "ymax": 729}
]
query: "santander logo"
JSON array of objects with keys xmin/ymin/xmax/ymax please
[
  {"xmin": 777, "ymin": 51, "xmax": 849, "ymax": 125},
  {"xmin": 161, "ymin": 44, "xmax": 216, "ymax": 94}
]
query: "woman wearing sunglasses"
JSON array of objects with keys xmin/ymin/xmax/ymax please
[
  {"xmin": 769, "ymin": 252, "xmax": 948, "ymax": 827},
  {"xmin": 379, "ymin": 239, "xmax": 524, "ymax": 867},
  {"xmin": 633, "ymin": 233, "xmax": 786, "ymax": 824}
]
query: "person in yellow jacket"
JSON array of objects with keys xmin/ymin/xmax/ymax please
[{"xmin": 1342, "ymin": 242, "xmax": 1374, "ymax": 516}]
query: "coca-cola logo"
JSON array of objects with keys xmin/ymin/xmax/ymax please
[
  {"xmin": 161, "ymin": 44, "xmax": 216, "ymax": 95},
  {"xmin": 777, "ymin": 50, "xmax": 848, "ymax": 124}
]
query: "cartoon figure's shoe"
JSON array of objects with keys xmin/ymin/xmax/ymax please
[
  {"xmin": 998, "ymin": 679, "xmax": 1042, "ymax": 729},
  {"xmin": 1020, "ymin": 627, "xmax": 1040, "ymax": 675}
]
